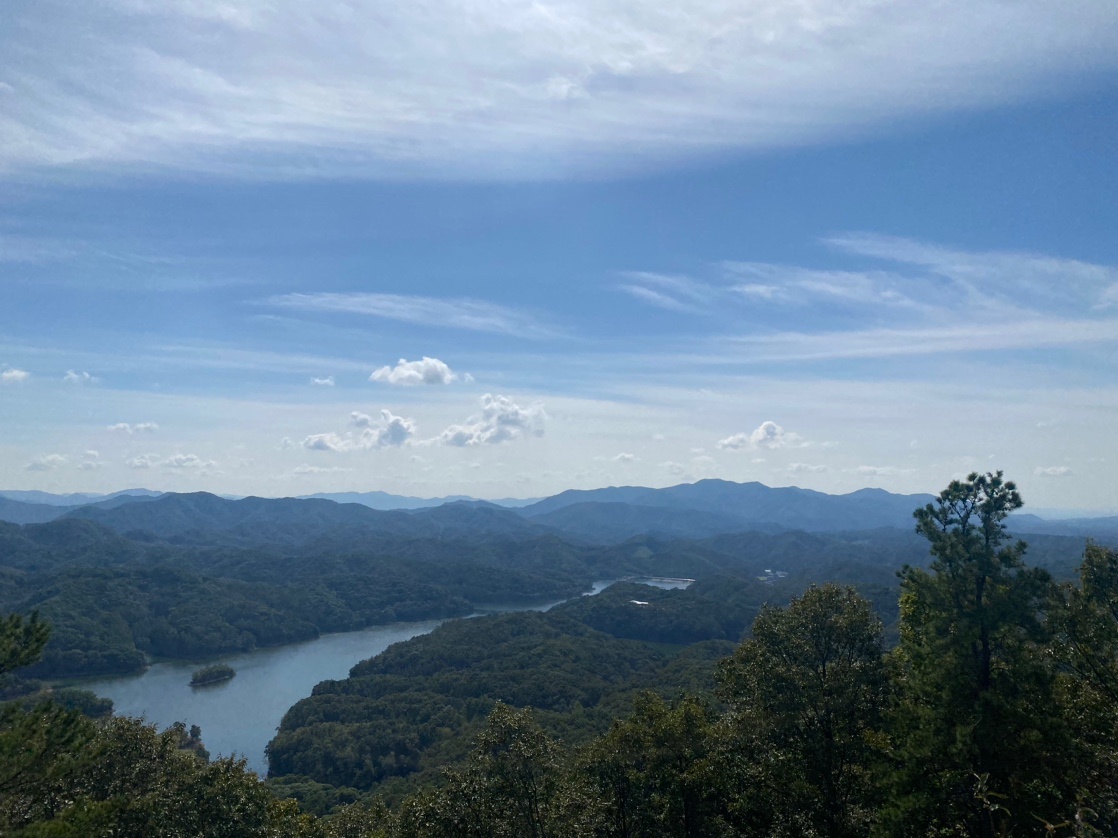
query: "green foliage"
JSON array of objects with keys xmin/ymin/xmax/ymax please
[
  {"xmin": 1049, "ymin": 543, "xmax": 1118, "ymax": 830},
  {"xmin": 0, "ymin": 612, "xmax": 50, "ymax": 675},
  {"xmin": 267, "ymin": 610, "xmax": 677, "ymax": 792},
  {"xmin": 396, "ymin": 704, "xmax": 595, "ymax": 838},
  {"xmin": 714, "ymin": 584, "xmax": 888, "ymax": 837},
  {"xmin": 580, "ymin": 693, "xmax": 723, "ymax": 837},
  {"xmin": 2, "ymin": 716, "xmax": 314, "ymax": 836},
  {"xmin": 551, "ymin": 579, "xmax": 760, "ymax": 644},
  {"xmin": 191, "ymin": 662, "xmax": 235, "ymax": 685},
  {"xmin": 0, "ymin": 606, "xmax": 314, "ymax": 837},
  {"xmin": 882, "ymin": 472, "xmax": 1071, "ymax": 836}
]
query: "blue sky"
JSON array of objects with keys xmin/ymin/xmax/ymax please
[{"xmin": 1, "ymin": 0, "xmax": 1117, "ymax": 509}]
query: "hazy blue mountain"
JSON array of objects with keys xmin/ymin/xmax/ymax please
[
  {"xmin": 0, "ymin": 488, "xmax": 162, "ymax": 507},
  {"xmin": 531, "ymin": 501, "xmax": 783, "ymax": 543},
  {"xmin": 299, "ymin": 490, "xmax": 473, "ymax": 510},
  {"xmin": 0, "ymin": 497, "xmax": 70, "ymax": 525},
  {"xmin": 1009, "ymin": 513, "xmax": 1118, "ymax": 539},
  {"xmin": 300, "ymin": 491, "xmax": 539, "ymax": 509},
  {"xmin": 520, "ymin": 479, "xmax": 936, "ymax": 533}
]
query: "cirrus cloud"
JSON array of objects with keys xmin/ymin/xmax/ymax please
[{"xmin": 3, "ymin": 1, "xmax": 1117, "ymax": 179}]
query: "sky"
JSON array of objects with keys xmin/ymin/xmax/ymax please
[{"xmin": 1, "ymin": 0, "xmax": 1117, "ymax": 509}]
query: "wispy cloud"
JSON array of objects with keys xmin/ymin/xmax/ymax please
[
  {"xmin": 2, "ymin": 1, "xmax": 1116, "ymax": 178},
  {"xmin": 1034, "ymin": 465, "xmax": 1073, "ymax": 477},
  {"xmin": 619, "ymin": 272, "xmax": 713, "ymax": 313},
  {"xmin": 24, "ymin": 453, "xmax": 67, "ymax": 471},
  {"xmin": 163, "ymin": 453, "xmax": 217, "ymax": 469},
  {"xmin": 264, "ymin": 293, "xmax": 558, "ymax": 338},
  {"xmin": 721, "ymin": 318, "xmax": 1118, "ymax": 364},
  {"xmin": 825, "ymin": 233, "xmax": 1118, "ymax": 316},
  {"xmin": 107, "ymin": 422, "xmax": 159, "ymax": 434}
]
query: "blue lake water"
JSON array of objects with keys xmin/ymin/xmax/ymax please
[{"xmin": 81, "ymin": 578, "xmax": 688, "ymax": 775}]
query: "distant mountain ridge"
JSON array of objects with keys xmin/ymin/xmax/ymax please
[
  {"xmin": 298, "ymin": 491, "xmax": 540, "ymax": 510},
  {"xmin": 60, "ymin": 492, "xmax": 549, "ymax": 548},
  {"xmin": 2, "ymin": 480, "xmax": 1116, "ymax": 544},
  {"xmin": 519, "ymin": 479, "xmax": 938, "ymax": 533},
  {"xmin": 0, "ymin": 488, "xmax": 162, "ymax": 507}
]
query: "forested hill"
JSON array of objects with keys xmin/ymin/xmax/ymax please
[{"xmin": 61, "ymin": 492, "xmax": 549, "ymax": 548}]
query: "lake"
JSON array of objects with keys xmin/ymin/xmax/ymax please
[{"xmin": 82, "ymin": 578, "xmax": 686, "ymax": 775}]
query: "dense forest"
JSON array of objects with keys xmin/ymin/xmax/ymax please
[
  {"xmin": 0, "ymin": 482, "xmax": 1100, "ymax": 678},
  {"xmin": 1, "ymin": 473, "xmax": 1116, "ymax": 835}
]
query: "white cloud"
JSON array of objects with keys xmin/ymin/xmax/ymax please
[
  {"xmin": 63, "ymin": 370, "xmax": 97, "ymax": 384},
  {"xmin": 431, "ymin": 394, "xmax": 546, "ymax": 447},
  {"xmin": 376, "ymin": 411, "xmax": 417, "ymax": 447},
  {"xmin": 718, "ymin": 420, "xmax": 804, "ymax": 451},
  {"xmin": 163, "ymin": 453, "xmax": 217, "ymax": 469},
  {"xmin": 612, "ymin": 452, "xmax": 636, "ymax": 463},
  {"xmin": 788, "ymin": 463, "xmax": 827, "ymax": 474},
  {"xmin": 660, "ymin": 461, "xmax": 687, "ymax": 476},
  {"xmin": 25, "ymin": 454, "xmax": 67, "ymax": 471},
  {"xmin": 126, "ymin": 454, "xmax": 158, "ymax": 469},
  {"xmin": 856, "ymin": 465, "xmax": 898, "ymax": 477},
  {"xmin": 78, "ymin": 460, "xmax": 103, "ymax": 471},
  {"xmin": 304, "ymin": 410, "xmax": 417, "ymax": 451},
  {"xmin": 293, "ymin": 464, "xmax": 353, "ymax": 475},
  {"xmin": 1, "ymin": 369, "xmax": 29, "ymax": 383},
  {"xmin": 3, "ymin": 1, "xmax": 1117, "ymax": 179},
  {"xmin": 107, "ymin": 422, "xmax": 159, "ymax": 434},
  {"xmin": 302, "ymin": 433, "xmax": 348, "ymax": 452},
  {"xmin": 310, "ymin": 376, "xmax": 335, "ymax": 387},
  {"xmin": 1034, "ymin": 465, "xmax": 1073, "ymax": 477},
  {"xmin": 370, "ymin": 357, "xmax": 457, "ymax": 386},
  {"xmin": 265, "ymin": 293, "xmax": 555, "ymax": 338}
]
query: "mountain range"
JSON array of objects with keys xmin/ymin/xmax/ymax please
[{"xmin": 2, "ymin": 479, "xmax": 1116, "ymax": 546}]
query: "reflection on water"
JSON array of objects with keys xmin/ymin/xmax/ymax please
[{"xmin": 81, "ymin": 577, "xmax": 689, "ymax": 776}]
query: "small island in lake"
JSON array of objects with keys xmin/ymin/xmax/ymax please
[{"xmin": 189, "ymin": 663, "xmax": 235, "ymax": 686}]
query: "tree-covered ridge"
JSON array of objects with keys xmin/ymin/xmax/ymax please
[
  {"xmin": 1, "ymin": 472, "xmax": 1117, "ymax": 835},
  {"xmin": 0, "ymin": 490, "xmax": 1101, "ymax": 678},
  {"xmin": 264, "ymin": 473, "xmax": 1118, "ymax": 835},
  {"xmin": 267, "ymin": 608, "xmax": 734, "ymax": 796}
]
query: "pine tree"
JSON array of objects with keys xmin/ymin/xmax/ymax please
[{"xmin": 881, "ymin": 472, "xmax": 1070, "ymax": 836}]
